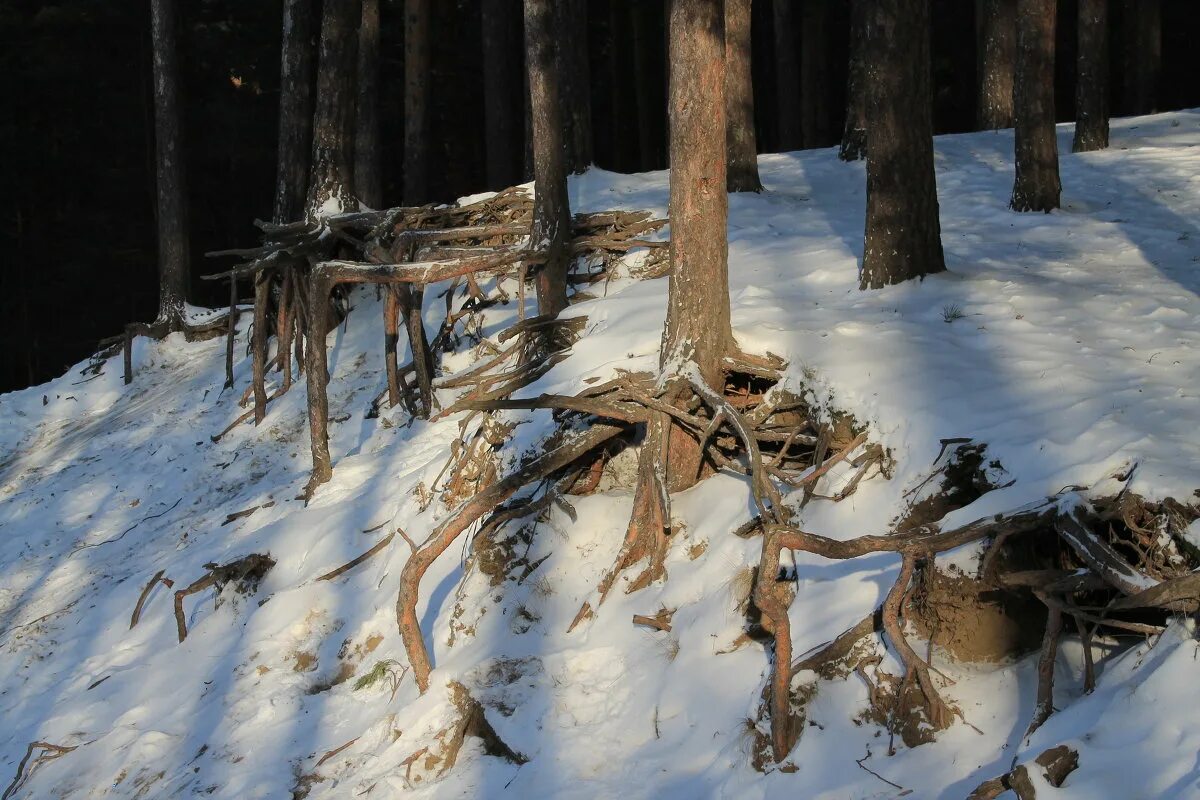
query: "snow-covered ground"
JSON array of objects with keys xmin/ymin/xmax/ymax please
[{"xmin": 2, "ymin": 111, "xmax": 1199, "ymax": 799}]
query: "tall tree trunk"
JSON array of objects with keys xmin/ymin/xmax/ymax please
[
  {"xmin": 800, "ymin": 0, "xmax": 831, "ymax": 147},
  {"xmin": 665, "ymin": 0, "xmax": 732, "ymax": 391},
  {"xmin": 839, "ymin": 0, "xmax": 869, "ymax": 161},
  {"xmin": 354, "ymin": 0, "xmax": 382, "ymax": 208},
  {"xmin": 561, "ymin": 0, "xmax": 593, "ymax": 173},
  {"xmin": 1073, "ymin": 0, "xmax": 1108, "ymax": 152},
  {"xmin": 726, "ymin": 0, "xmax": 763, "ymax": 191},
  {"xmin": 1120, "ymin": 0, "xmax": 1160, "ymax": 116},
  {"xmin": 306, "ymin": 0, "xmax": 360, "ymax": 217},
  {"xmin": 524, "ymin": 0, "xmax": 571, "ymax": 318},
  {"xmin": 274, "ymin": 0, "xmax": 318, "ymax": 223},
  {"xmin": 625, "ymin": 0, "xmax": 732, "ymax": 569},
  {"xmin": 403, "ymin": 0, "xmax": 431, "ymax": 205},
  {"xmin": 150, "ymin": 0, "xmax": 190, "ymax": 328},
  {"xmin": 977, "ymin": 0, "xmax": 1016, "ymax": 129},
  {"xmin": 482, "ymin": 0, "xmax": 522, "ymax": 189},
  {"xmin": 860, "ymin": 0, "xmax": 946, "ymax": 290},
  {"xmin": 1010, "ymin": 0, "xmax": 1060, "ymax": 213},
  {"xmin": 773, "ymin": 0, "xmax": 803, "ymax": 150}
]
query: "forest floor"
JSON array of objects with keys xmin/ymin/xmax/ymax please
[{"xmin": 2, "ymin": 110, "xmax": 1200, "ymax": 799}]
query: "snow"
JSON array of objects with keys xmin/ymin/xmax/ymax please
[{"xmin": 2, "ymin": 110, "xmax": 1199, "ymax": 798}]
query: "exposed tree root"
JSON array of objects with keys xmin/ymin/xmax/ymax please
[
  {"xmin": 2, "ymin": 741, "xmax": 79, "ymax": 800},
  {"xmin": 172, "ymin": 554, "xmax": 275, "ymax": 642},
  {"xmin": 1025, "ymin": 602, "xmax": 1063, "ymax": 737},
  {"xmin": 398, "ymin": 423, "xmax": 624, "ymax": 692},
  {"xmin": 129, "ymin": 569, "xmax": 173, "ymax": 629}
]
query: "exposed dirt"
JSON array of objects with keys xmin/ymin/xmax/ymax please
[{"xmin": 910, "ymin": 569, "xmax": 1046, "ymax": 663}]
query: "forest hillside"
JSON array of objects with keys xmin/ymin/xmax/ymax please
[{"xmin": 2, "ymin": 112, "xmax": 1199, "ymax": 799}]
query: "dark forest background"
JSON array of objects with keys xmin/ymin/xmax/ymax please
[{"xmin": 2, "ymin": 0, "xmax": 1198, "ymax": 394}]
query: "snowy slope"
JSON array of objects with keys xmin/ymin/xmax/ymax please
[{"xmin": 2, "ymin": 111, "xmax": 1199, "ymax": 799}]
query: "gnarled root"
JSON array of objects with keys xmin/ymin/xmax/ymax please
[
  {"xmin": 754, "ymin": 526, "xmax": 801, "ymax": 763},
  {"xmin": 882, "ymin": 554, "xmax": 954, "ymax": 749},
  {"xmin": 398, "ymin": 423, "xmax": 624, "ymax": 693},
  {"xmin": 569, "ymin": 411, "xmax": 671, "ymax": 631}
]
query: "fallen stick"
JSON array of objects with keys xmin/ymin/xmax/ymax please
[
  {"xmin": 632, "ymin": 613, "xmax": 672, "ymax": 633},
  {"xmin": 316, "ymin": 531, "xmax": 397, "ymax": 582}
]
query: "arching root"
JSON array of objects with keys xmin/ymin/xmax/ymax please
[{"xmin": 398, "ymin": 423, "xmax": 624, "ymax": 693}]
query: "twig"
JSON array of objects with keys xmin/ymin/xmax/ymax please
[
  {"xmin": 69, "ymin": 497, "xmax": 182, "ymax": 556},
  {"xmin": 855, "ymin": 747, "xmax": 906, "ymax": 792},
  {"xmin": 315, "ymin": 737, "xmax": 359, "ymax": 768}
]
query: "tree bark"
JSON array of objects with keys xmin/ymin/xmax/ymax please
[
  {"xmin": 860, "ymin": 0, "xmax": 946, "ymax": 289},
  {"xmin": 306, "ymin": 0, "xmax": 360, "ymax": 218},
  {"xmin": 977, "ymin": 0, "xmax": 1016, "ymax": 129},
  {"xmin": 150, "ymin": 0, "xmax": 190, "ymax": 329},
  {"xmin": 273, "ymin": 0, "xmax": 318, "ymax": 224},
  {"xmin": 354, "ymin": 0, "xmax": 382, "ymax": 208},
  {"xmin": 665, "ymin": 0, "xmax": 732, "ymax": 389},
  {"xmin": 800, "ymin": 0, "xmax": 832, "ymax": 147},
  {"xmin": 726, "ymin": 0, "xmax": 763, "ymax": 191},
  {"xmin": 404, "ymin": 0, "xmax": 431, "ymax": 205},
  {"xmin": 773, "ymin": 0, "xmax": 803, "ymax": 151},
  {"xmin": 524, "ymin": 0, "xmax": 571, "ymax": 318},
  {"xmin": 1072, "ymin": 0, "xmax": 1108, "ymax": 153},
  {"xmin": 1010, "ymin": 0, "xmax": 1060, "ymax": 213},
  {"xmin": 561, "ymin": 0, "xmax": 593, "ymax": 173},
  {"xmin": 482, "ymin": 0, "xmax": 523, "ymax": 189},
  {"xmin": 1119, "ymin": 0, "xmax": 1160, "ymax": 116},
  {"xmin": 839, "ymin": 0, "xmax": 869, "ymax": 161}
]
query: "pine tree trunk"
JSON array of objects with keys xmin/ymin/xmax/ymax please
[
  {"xmin": 800, "ymin": 0, "xmax": 831, "ymax": 147},
  {"xmin": 273, "ymin": 0, "xmax": 318, "ymax": 224},
  {"xmin": 524, "ymin": 0, "xmax": 571, "ymax": 318},
  {"xmin": 726, "ymin": 0, "xmax": 763, "ymax": 191},
  {"xmin": 1010, "ymin": 0, "xmax": 1060, "ymax": 213},
  {"xmin": 482, "ymin": 0, "xmax": 522, "ymax": 189},
  {"xmin": 1120, "ymin": 0, "xmax": 1160, "ymax": 116},
  {"xmin": 354, "ymin": 0, "xmax": 382, "ymax": 208},
  {"xmin": 1072, "ymin": 0, "xmax": 1108, "ymax": 153},
  {"xmin": 773, "ymin": 0, "xmax": 803, "ymax": 151},
  {"xmin": 403, "ymin": 0, "xmax": 431, "ymax": 205},
  {"xmin": 977, "ymin": 0, "xmax": 1016, "ymax": 129},
  {"xmin": 306, "ymin": 0, "xmax": 360, "ymax": 217},
  {"xmin": 839, "ymin": 0, "xmax": 869, "ymax": 161},
  {"xmin": 860, "ymin": 0, "xmax": 946, "ymax": 290},
  {"xmin": 150, "ymin": 0, "xmax": 190, "ymax": 328},
  {"xmin": 560, "ymin": 0, "xmax": 593, "ymax": 174},
  {"xmin": 666, "ymin": 0, "xmax": 732, "ymax": 390}
]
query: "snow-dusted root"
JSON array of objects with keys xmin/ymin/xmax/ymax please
[
  {"xmin": 746, "ymin": 465, "xmax": 1200, "ymax": 767},
  {"xmin": 193, "ymin": 186, "xmax": 669, "ymax": 499},
  {"xmin": 397, "ymin": 422, "xmax": 625, "ymax": 692}
]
